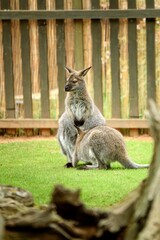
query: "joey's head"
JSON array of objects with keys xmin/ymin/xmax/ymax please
[
  {"xmin": 75, "ymin": 126, "xmax": 86, "ymax": 143},
  {"xmin": 64, "ymin": 66, "xmax": 91, "ymax": 92}
]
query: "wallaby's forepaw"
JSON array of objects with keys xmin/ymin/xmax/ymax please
[{"xmin": 64, "ymin": 162, "xmax": 73, "ymax": 168}]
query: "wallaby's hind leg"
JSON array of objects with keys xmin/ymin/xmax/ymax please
[
  {"xmin": 84, "ymin": 150, "xmax": 110, "ymax": 170},
  {"xmin": 78, "ymin": 150, "xmax": 110, "ymax": 170},
  {"xmin": 97, "ymin": 160, "xmax": 107, "ymax": 169},
  {"xmin": 83, "ymin": 161, "xmax": 109, "ymax": 170},
  {"xmin": 93, "ymin": 151, "xmax": 110, "ymax": 169}
]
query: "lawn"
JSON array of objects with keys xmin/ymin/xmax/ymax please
[{"xmin": 0, "ymin": 138, "xmax": 153, "ymax": 209}]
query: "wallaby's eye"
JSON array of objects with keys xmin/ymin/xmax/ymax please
[{"xmin": 72, "ymin": 79, "xmax": 78, "ymax": 83}]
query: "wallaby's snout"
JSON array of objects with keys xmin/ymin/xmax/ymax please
[
  {"xmin": 65, "ymin": 83, "xmax": 72, "ymax": 92},
  {"xmin": 64, "ymin": 77, "xmax": 80, "ymax": 92}
]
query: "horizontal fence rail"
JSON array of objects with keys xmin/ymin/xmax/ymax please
[
  {"xmin": 0, "ymin": 0, "xmax": 159, "ymax": 136},
  {"xmin": 0, "ymin": 9, "xmax": 160, "ymax": 19},
  {"xmin": 0, "ymin": 119, "xmax": 149, "ymax": 129}
]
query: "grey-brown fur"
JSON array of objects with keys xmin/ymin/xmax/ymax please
[
  {"xmin": 57, "ymin": 67, "xmax": 106, "ymax": 167},
  {"xmin": 72, "ymin": 126, "xmax": 149, "ymax": 169}
]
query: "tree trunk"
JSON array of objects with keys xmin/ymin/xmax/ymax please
[{"xmin": 0, "ymin": 99, "xmax": 160, "ymax": 239}]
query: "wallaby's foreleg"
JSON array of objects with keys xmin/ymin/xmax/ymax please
[{"xmin": 58, "ymin": 120, "xmax": 78, "ymax": 168}]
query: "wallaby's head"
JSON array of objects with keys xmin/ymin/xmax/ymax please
[{"xmin": 64, "ymin": 66, "xmax": 91, "ymax": 92}]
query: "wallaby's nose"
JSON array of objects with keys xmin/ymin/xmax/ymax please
[{"xmin": 65, "ymin": 84, "xmax": 71, "ymax": 92}]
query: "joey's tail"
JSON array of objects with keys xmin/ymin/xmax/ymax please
[{"xmin": 119, "ymin": 158, "xmax": 149, "ymax": 169}]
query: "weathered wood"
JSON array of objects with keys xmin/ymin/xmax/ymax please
[
  {"xmin": 122, "ymin": 99, "xmax": 160, "ymax": 239},
  {"xmin": 24, "ymin": 129, "xmax": 34, "ymax": 137},
  {"xmin": 37, "ymin": 0, "xmax": 50, "ymax": 118},
  {"xmin": 55, "ymin": 0, "xmax": 65, "ymax": 117},
  {"xmin": 128, "ymin": 0, "xmax": 139, "ymax": 118},
  {"xmin": 0, "ymin": 119, "xmax": 149, "ymax": 129},
  {"xmin": 73, "ymin": 0, "xmax": 84, "ymax": 69},
  {"xmin": 1, "ymin": 0, "xmax": 15, "ymax": 118},
  {"xmin": 109, "ymin": 0, "xmax": 121, "ymax": 118},
  {"xmin": 39, "ymin": 129, "xmax": 51, "ymax": 136},
  {"xmin": 1, "ymin": 185, "xmax": 105, "ymax": 240},
  {"xmin": 19, "ymin": 1, "xmax": 33, "ymax": 118},
  {"xmin": 91, "ymin": 0, "xmax": 103, "ymax": 113},
  {"xmin": 130, "ymin": 129, "xmax": 139, "ymax": 137},
  {"xmin": 5, "ymin": 129, "xmax": 16, "ymax": 136},
  {"xmin": 0, "ymin": 9, "xmax": 160, "ymax": 20},
  {"xmin": 146, "ymin": 0, "xmax": 156, "ymax": 101},
  {"xmin": 0, "ymin": 119, "xmax": 58, "ymax": 129}
]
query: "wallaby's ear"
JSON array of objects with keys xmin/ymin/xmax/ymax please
[
  {"xmin": 64, "ymin": 66, "xmax": 74, "ymax": 74},
  {"xmin": 78, "ymin": 66, "xmax": 92, "ymax": 77}
]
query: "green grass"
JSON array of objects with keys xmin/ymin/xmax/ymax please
[{"xmin": 0, "ymin": 138, "xmax": 153, "ymax": 209}]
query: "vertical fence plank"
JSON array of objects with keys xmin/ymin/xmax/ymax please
[
  {"xmin": 55, "ymin": 0, "xmax": 65, "ymax": 117},
  {"xmin": 73, "ymin": 0, "xmax": 83, "ymax": 70},
  {"xmin": 19, "ymin": 0, "xmax": 33, "ymax": 119},
  {"xmin": 128, "ymin": 0, "xmax": 139, "ymax": 118},
  {"xmin": 146, "ymin": 0, "xmax": 156, "ymax": 101},
  {"xmin": 37, "ymin": 0, "xmax": 50, "ymax": 119},
  {"xmin": 91, "ymin": 0, "xmax": 103, "ymax": 113},
  {"xmin": 109, "ymin": 0, "xmax": 121, "ymax": 118},
  {"xmin": 1, "ymin": 0, "xmax": 15, "ymax": 119}
]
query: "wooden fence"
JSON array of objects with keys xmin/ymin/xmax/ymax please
[{"xmin": 0, "ymin": 0, "xmax": 160, "ymax": 136}]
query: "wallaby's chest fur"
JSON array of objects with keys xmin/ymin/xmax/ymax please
[{"xmin": 66, "ymin": 91, "xmax": 93, "ymax": 122}]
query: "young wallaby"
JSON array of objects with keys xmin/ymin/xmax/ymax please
[
  {"xmin": 72, "ymin": 126, "xmax": 150, "ymax": 169},
  {"xmin": 57, "ymin": 66, "xmax": 106, "ymax": 167}
]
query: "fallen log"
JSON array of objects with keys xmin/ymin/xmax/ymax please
[{"xmin": 0, "ymin": 99, "xmax": 160, "ymax": 240}]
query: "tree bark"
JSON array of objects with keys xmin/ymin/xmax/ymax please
[{"xmin": 0, "ymin": 99, "xmax": 160, "ymax": 239}]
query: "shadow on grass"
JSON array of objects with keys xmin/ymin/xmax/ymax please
[{"xmin": 76, "ymin": 162, "xmax": 129, "ymax": 171}]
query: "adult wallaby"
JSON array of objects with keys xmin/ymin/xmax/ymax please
[
  {"xmin": 72, "ymin": 126, "xmax": 150, "ymax": 169},
  {"xmin": 57, "ymin": 66, "xmax": 106, "ymax": 167}
]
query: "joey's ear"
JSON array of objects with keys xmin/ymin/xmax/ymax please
[
  {"xmin": 64, "ymin": 66, "xmax": 74, "ymax": 74},
  {"xmin": 75, "ymin": 127, "xmax": 84, "ymax": 136},
  {"xmin": 78, "ymin": 66, "xmax": 92, "ymax": 77}
]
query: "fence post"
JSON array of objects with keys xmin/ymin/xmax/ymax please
[
  {"xmin": 37, "ymin": 0, "xmax": 51, "ymax": 136},
  {"xmin": 37, "ymin": 0, "xmax": 50, "ymax": 119},
  {"xmin": 1, "ymin": 0, "xmax": 15, "ymax": 119},
  {"xmin": 128, "ymin": 0, "xmax": 139, "ymax": 118},
  {"xmin": 109, "ymin": 0, "xmax": 121, "ymax": 118},
  {"xmin": 128, "ymin": 0, "xmax": 139, "ymax": 137},
  {"xmin": 146, "ymin": 0, "xmax": 156, "ymax": 102},
  {"xmin": 19, "ymin": 1, "xmax": 32, "ymax": 119},
  {"xmin": 19, "ymin": 1, "xmax": 33, "ymax": 136},
  {"xmin": 73, "ymin": 0, "xmax": 84, "ymax": 70},
  {"xmin": 91, "ymin": 0, "xmax": 103, "ymax": 113},
  {"xmin": 55, "ymin": 0, "xmax": 66, "ymax": 117}
]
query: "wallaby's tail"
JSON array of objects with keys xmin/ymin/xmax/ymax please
[{"xmin": 119, "ymin": 158, "xmax": 149, "ymax": 169}]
